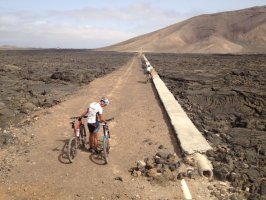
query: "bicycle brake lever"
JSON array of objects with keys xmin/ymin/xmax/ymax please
[{"xmin": 106, "ymin": 117, "xmax": 114, "ymax": 122}]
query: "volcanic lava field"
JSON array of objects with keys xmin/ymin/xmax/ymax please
[
  {"xmin": 145, "ymin": 53, "xmax": 266, "ymax": 198},
  {"xmin": 0, "ymin": 50, "xmax": 265, "ymax": 198},
  {"xmin": 0, "ymin": 50, "xmax": 133, "ymax": 129}
]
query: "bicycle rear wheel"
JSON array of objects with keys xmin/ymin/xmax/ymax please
[
  {"xmin": 67, "ymin": 137, "xmax": 77, "ymax": 163},
  {"xmin": 103, "ymin": 138, "xmax": 110, "ymax": 164},
  {"xmin": 146, "ymin": 75, "xmax": 151, "ymax": 83}
]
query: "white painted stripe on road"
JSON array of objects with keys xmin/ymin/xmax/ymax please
[{"xmin": 181, "ymin": 179, "xmax": 193, "ymax": 199}]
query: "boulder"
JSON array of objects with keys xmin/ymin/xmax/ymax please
[
  {"xmin": 137, "ymin": 160, "xmax": 146, "ymax": 169},
  {"xmin": 260, "ymin": 181, "xmax": 266, "ymax": 195},
  {"xmin": 213, "ymin": 165, "xmax": 230, "ymax": 181},
  {"xmin": 147, "ymin": 168, "xmax": 158, "ymax": 178},
  {"xmin": 246, "ymin": 168, "xmax": 260, "ymax": 182},
  {"xmin": 155, "ymin": 152, "xmax": 168, "ymax": 159},
  {"xmin": 144, "ymin": 158, "xmax": 154, "ymax": 169},
  {"xmin": 0, "ymin": 130, "xmax": 14, "ymax": 147},
  {"xmin": 154, "ymin": 157, "xmax": 165, "ymax": 165}
]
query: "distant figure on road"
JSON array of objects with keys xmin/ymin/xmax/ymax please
[
  {"xmin": 146, "ymin": 64, "xmax": 153, "ymax": 82},
  {"xmin": 81, "ymin": 97, "xmax": 109, "ymax": 153}
]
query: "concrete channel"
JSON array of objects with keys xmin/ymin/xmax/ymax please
[
  {"xmin": 143, "ymin": 55, "xmax": 212, "ymax": 154},
  {"xmin": 143, "ymin": 55, "xmax": 215, "ymax": 199}
]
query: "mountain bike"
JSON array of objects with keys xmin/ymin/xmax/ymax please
[
  {"xmin": 95, "ymin": 118, "xmax": 114, "ymax": 164},
  {"xmin": 67, "ymin": 116, "xmax": 87, "ymax": 163}
]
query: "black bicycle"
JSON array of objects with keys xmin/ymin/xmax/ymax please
[
  {"xmin": 67, "ymin": 116, "xmax": 87, "ymax": 163},
  {"xmin": 96, "ymin": 118, "xmax": 114, "ymax": 164}
]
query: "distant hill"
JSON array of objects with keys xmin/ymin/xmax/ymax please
[
  {"xmin": 0, "ymin": 45, "xmax": 35, "ymax": 50},
  {"xmin": 0, "ymin": 45, "xmax": 20, "ymax": 50},
  {"xmin": 99, "ymin": 6, "xmax": 266, "ymax": 54}
]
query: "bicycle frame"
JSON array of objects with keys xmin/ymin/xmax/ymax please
[
  {"xmin": 102, "ymin": 123, "xmax": 110, "ymax": 140},
  {"xmin": 70, "ymin": 119, "xmax": 80, "ymax": 149},
  {"xmin": 67, "ymin": 116, "xmax": 87, "ymax": 163},
  {"xmin": 71, "ymin": 118, "xmax": 83, "ymax": 138}
]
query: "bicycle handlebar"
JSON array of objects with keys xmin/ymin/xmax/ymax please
[
  {"xmin": 106, "ymin": 117, "xmax": 114, "ymax": 122},
  {"xmin": 99, "ymin": 117, "xmax": 114, "ymax": 125},
  {"xmin": 70, "ymin": 116, "xmax": 114, "ymax": 124},
  {"xmin": 70, "ymin": 116, "xmax": 88, "ymax": 120}
]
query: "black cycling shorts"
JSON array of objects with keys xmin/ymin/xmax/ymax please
[{"xmin": 87, "ymin": 123, "xmax": 100, "ymax": 134}]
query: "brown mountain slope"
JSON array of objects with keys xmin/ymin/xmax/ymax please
[
  {"xmin": 0, "ymin": 45, "xmax": 35, "ymax": 50},
  {"xmin": 99, "ymin": 6, "xmax": 266, "ymax": 53}
]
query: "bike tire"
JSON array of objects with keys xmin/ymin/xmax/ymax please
[
  {"xmin": 103, "ymin": 138, "xmax": 110, "ymax": 164},
  {"xmin": 146, "ymin": 76, "xmax": 151, "ymax": 83},
  {"xmin": 67, "ymin": 137, "xmax": 77, "ymax": 163},
  {"xmin": 80, "ymin": 125, "xmax": 86, "ymax": 149}
]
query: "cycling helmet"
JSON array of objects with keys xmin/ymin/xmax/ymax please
[{"xmin": 100, "ymin": 97, "xmax": 109, "ymax": 105}]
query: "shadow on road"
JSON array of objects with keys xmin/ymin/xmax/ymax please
[
  {"xmin": 53, "ymin": 139, "xmax": 71, "ymax": 164},
  {"xmin": 89, "ymin": 152, "xmax": 107, "ymax": 166},
  {"xmin": 137, "ymin": 80, "xmax": 147, "ymax": 84}
]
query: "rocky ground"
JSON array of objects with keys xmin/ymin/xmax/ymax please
[
  {"xmin": 0, "ymin": 49, "xmax": 132, "ymax": 138},
  {"xmin": 0, "ymin": 51, "xmax": 265, "ymax": 199},
  {"xmin": 146, "ymin": 53, "xmax": 266, "ymax": 200}
]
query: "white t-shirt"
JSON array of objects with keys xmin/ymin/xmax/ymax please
[
  {"xmin": 147, "ymin": 65, "xmax": 152, "ymax": 72},
  {"xmin": 87, "ymin": 102, "xmax": 103, "ymax": 123}
]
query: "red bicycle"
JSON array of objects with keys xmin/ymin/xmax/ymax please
[{"xmin": 67, "ymin": 116, "xmax": 87, "ymax": 163}]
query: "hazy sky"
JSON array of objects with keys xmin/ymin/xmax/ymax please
[{"xmin": 0, "ymin": 0, "xmax": 265, "ymax": 48}]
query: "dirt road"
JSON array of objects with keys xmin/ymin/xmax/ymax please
[{"xmin": 0, "ymin": 55, "xmax": 211, "ymax": 200}]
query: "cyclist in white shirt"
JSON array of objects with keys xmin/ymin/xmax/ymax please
[
  {"xmin": 81, "ymin": 97, "xmax": 109, "ymax": 153},
  {"xmin": 146, "ymin": 64, "xmax": 153, "ymax": 80}
]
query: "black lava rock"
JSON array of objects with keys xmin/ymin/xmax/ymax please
[
  {"xmin": 260, "ymin": 181, "xmax": 266, "ymax": 195},
  {"xmin": 214, "ymin": 165, "xmax": 230, "ymax": 181}
]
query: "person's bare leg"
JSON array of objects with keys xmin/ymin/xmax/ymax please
[
  {"xmin": 93, "ymin": 133, "xmax": 99, "ymax": 150},
  {"xmin": 89, "ymin": 133, "xmax": 93, "ymax": 148}
]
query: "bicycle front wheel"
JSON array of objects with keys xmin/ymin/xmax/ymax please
[
  {"xmin": 103, "ymin": 138, "xmax": 110, "ymax": 164},
  {"xmin": 67, "ymin": 137, "xmax": 77, "ymax": 163}
]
